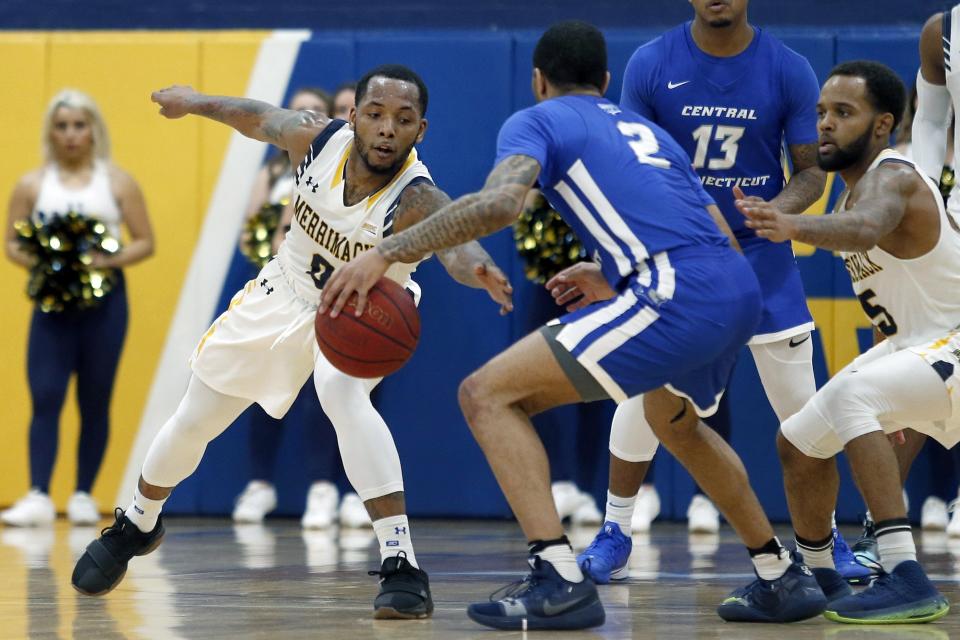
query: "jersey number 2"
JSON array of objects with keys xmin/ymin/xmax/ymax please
[
  {"xmin": 857, "ymin": 289, "xmax": 898, "ymax": 336},
  {"xmin": 617, "ymin": 122, "xmax": 670, "ymax": 169},
  {"xmin": 308, "ymin": 254, "xmax": 334, "ymax": 290}
]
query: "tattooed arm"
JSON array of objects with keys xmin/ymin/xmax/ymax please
[
  {"xmin": 319, "ymin": 154, "xmax": 539, "ymax": 316},
  {"xmin": 392, "ymin": 181, "xmax": 513, "ymax": 311},
  {"xmin": 151, "ymin": 85, "xmax": 329, "ymax": 167},
  {"xmin": 379, "ymin": 155, "xmax": 540, "ymax": 263},
  {"xmin": 769, "ymin": 142, "xmax": 826, "ymax": 214},
  {"xmin": 736, "ymin": 163, "xmax": 913, "ymax": 252}
]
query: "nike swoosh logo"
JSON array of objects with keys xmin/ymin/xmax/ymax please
[
  {"xmin": 789, "ymin": 334, "xmax": 811, "ymax": 348},
  {"xmin": 541, "ymin": 593, "xmax": 593, "ymax": 616},
  {"xmin": 667, "ymin": 80, "xmax": 690, "ymax": 89}
]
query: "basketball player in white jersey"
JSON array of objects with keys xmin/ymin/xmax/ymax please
[
  {"xmin": 737, "ymin": 60, "xmax": 958, "ymax": 624},
  {"xmin": 71, "ymin": 64, "xmax": 513, "ymax": 619}
]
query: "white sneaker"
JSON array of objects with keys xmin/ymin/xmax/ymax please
[
  {"xmin": 948, "ymin": 497, "xmax": 960, "ymax": 538},
  {"xmin": 1, "ymin": 490, "xmax": 55, "ymax": 527},
  {"xmin": 922, "ymin": 496, "xmax": 949, "ymax": 531},
  {"xmin": 67, "ymin": 491, "xmax": 100, "ymax": 525},
  {"xmin": 687, "ymin": 494, "xmax": 720, "ymax": 534},
  {"xmin": 301, "ymin": 481, "xmax": 339, "ymax": 529},
  {"xmin": 631, "ymin": 484, "xmax": 660, "ymax": 533},
  {"xmin": 551, "ymin": 481, "xmax": 585, "ymax": 520},
  {"xmin": 232, "ymin": 481, "xmax": 277, "ymax": 523},
  {"xmin": 338, "ymin": 492, "xmax": 372, "ymax": 528},
  {"xmin": 571, "ymin": 491, "xmax": 603, "ymax": 525}
]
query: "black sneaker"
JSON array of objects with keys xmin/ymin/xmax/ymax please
[
  {"xmin": 71, "ymin": 508, "xmax": 165, "ymax": 596},
  {"xmin": 467, "ymin": 556, "xmax": 605, "ymax": 630},
  {"xmin": 368, "ymin": 553, "xmax": 433, "ymax": 619}
]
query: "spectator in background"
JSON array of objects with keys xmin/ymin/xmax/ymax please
[{"xmin": 3, "ymin": 89, "xmax": 154, "ymax": 526}]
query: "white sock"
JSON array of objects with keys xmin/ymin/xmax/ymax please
[
  {"xmin": 536, "ymin": 543, "xmax": 583, "ymax": 583},
  {"xmin": 604, "ymin": 491, "xmax": 635, "ymax": 534},
  {"xmin": 373, "ymin": 515, "xmax": 418, "ymax": 568},
  {"xmin": 796, "ymin": 534, "xmax": 835, "ymax": 569},
  {"xmin": 750, "ymin": 538, "xmax": 791, "ymax": 581},
  {"xmin": 125, "ymin": 488, "xmax": 167, "ymax": 533},
  {"xmin": 876, "ymin": 520, "xmax": 917, "ymax": 570}
]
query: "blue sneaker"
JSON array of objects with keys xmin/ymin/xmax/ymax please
[
  {"xmin": 576, "ymin": 522, "xmax": 631, "ymax": 584},
  {"xmin": 833, "ymin": 527, "xmax": 875, "ymax": 585},
  {"xmin": 812, "ymin": 567, "xmax": 854, "ymax": 603},
  {"xmin": 825, "ymin": 560, "xmax": 949, "ymax": 624},
  {"xmin": 467, "ymin": 556, "xmax": 605, "ymax": 630},
  {"xmin": 717, "ymin": 556, "xmax": 827, "ymax": 623}
]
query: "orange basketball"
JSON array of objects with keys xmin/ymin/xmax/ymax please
[{"xmin": 315, "ymin": 278, "xmax": 420, "ymax": 378}]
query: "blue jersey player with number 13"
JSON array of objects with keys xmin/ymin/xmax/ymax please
[{"xmin": 322, "ymin": 21, "xmax": 833, "ymax": 629}]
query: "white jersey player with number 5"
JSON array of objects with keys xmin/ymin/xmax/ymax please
[
  {"xmin": 71, "ymin": 65, "xmax": 513, "ymax": 620},
  {"xmin": 738, "ymin": 61, "xmax": 958, "ymax": 624}
]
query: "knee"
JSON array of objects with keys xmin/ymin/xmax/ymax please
[
  {"xmin": 776, "ymin": 429, "xmax": 804, "ymax": 468},
  {"xmin": 646, "ymin": 400, "xmax": 698, "ymax": 448},
  {"xmin": 314, "ymin": 374, "xmax": 362, "ymax": 423},
  {"xmin": 458, "ymin": 371, "xmax": 488, "ymax": 429}
]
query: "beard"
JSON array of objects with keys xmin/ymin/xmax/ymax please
[
  {"xmin": 708, "ymin": 18, "xmax": 733, "ymax": 27},
  {"xmin": 355, "ymin": 140, "xmax": 413, "ymax": 176},
  {"xmin": 817, "ymin": 126, "xmax": 873, "ymax": 172}
]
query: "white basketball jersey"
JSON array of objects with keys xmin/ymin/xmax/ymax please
[
  {"xmin": 837, "ymin": 149, "xmax": 960, "ymax": 348},
  {"xmin": 32, "ymin": 161, "xmax": 122, "ymax": 237},
  {"xmin": 276, "ymin": 120, "xmax": 432, "ymax": 302},
  {"xmin": 942, "ymin": 5, "xmax": 960, "ymax": 217}
]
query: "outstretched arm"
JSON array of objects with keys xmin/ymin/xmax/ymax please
[
  {"xmin": 770, "ymin": 143, "xmax": 826, "ymax": 214},
  {"xmin": 151, "ymin": 85, "xmax": 329, "ymax": 167},
  {"xmin": 319, "ymin": 154, "xmax": 540, "ymax": 316},
  {"xmin": 735, "ymin": 165, "xmax": 914, "ymax": 252},
  {"xmin": 913, "ymin": 13, "xmax": 953, "ymax": 181},
  {"xmin": 392, "ymin": 182, "xmax": 513, "ymax": 313}
]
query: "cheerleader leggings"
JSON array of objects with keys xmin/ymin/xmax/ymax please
[{"xmin": 26, "ymin": 274, "xmax": 128, "ymax": 494}]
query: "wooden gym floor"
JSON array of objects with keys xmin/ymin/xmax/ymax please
[{"xmin": 1, "ymin": 518, "xmax": 958, "ymax": 639}]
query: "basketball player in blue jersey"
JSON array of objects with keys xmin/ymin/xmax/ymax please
[
  {"xmin": 571, "ymin": 0, "xmax": 868, "ymax": 586},
  {"xmin": 323, "ymin": 21, "xmax": 831, "ymax": 629}
]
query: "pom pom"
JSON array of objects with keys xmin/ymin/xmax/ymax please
[
  {"xmin": 15, "ymin": 211, "xmax": 120, "ymax": 313},
  {"xmin": 240, "ymin": 201, "xmax": 284, "ymax": 269},
  {"xmin": 513, "ymin": 193, "xmax": 585, "ymax": 284}
]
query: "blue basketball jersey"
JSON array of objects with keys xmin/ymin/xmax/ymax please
[
  {"xmin": 495, "ymin": 94, "xmax": 728, "ymax": 290},
  {"xmin": 620, "ymin": 22, "xmax": 820, "ymax": 245}
]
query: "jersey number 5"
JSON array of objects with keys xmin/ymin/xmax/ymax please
[
  {"xmin": 618, "ymin": 122, "xmax": 670, "ymax": 169},
  {"xmin": 691, "ymin": 125, "xmax": 745, "ymax": 170},
  {"xmin": 308, "ymin": 253, "xmax": 334, "ymax": 290},
  {"xmin": 857, "ymin": 289, "xmax": 898, "ymax": 336}
]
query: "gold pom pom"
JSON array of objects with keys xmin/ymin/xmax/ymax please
[
  {"xmin": 513, "ymin": 194, "xmax": 585, "ymax": 284},
  {"xmin": 240, "ymin": 203, "xmax": 283, "ymax": 269}
]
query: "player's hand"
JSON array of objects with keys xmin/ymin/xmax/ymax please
[
  {"xmin": 888, "ymin": 431, "xmax": 907, "ymax": 446},
  {"xmin": 319, "ymin": 248, "xmax": 391, "ymax": 318},
  {"xmin": 546, "ymin": 262, "xmax": 615, "ymax": 312},
  {"xmin": 734, "ymin": 186, "xmax": 795, "ymax": 243},
  {"xmin": 473, "ymin": 262, "xmax": 514, "ymax": 315},
  {"xmin": 151, "ymin": 85, "xmax": 198, "ymax": 119}
]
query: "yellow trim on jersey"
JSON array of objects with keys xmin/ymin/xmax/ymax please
[
  {"xmin": 327, "ymin": 145, "xmax": 419, "ymax": 209},
  {"xmin": 330, "ymin": 146, "xmax": 350, "ymax": 189},
  {"xmin": 195, "ymin": 279, "xmax": 255, "ymax": 356},
  {"xmin": 366, "ymin": 150, "xmax": 418, "ymax": 210}
]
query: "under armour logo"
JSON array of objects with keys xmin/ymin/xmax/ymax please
[
  {"xmin": 305, "ymin": 176, "xmax": 319, "ymax": 193},
  {"xmin": 394, "ymin": 526, "xmax": 407, "ymax": 535},
  {"xmin": 260, "ymin": 278, "xmax": 274, "ymax": 295}
]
